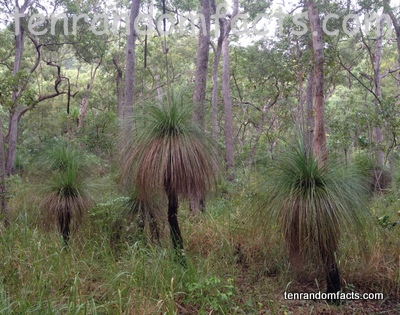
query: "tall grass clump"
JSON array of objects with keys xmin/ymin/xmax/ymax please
[
  {"xmin": 33, "ymin": 142, "xmax": 96, "ymax": 245},
  {"xmin": 120, "ymin": 102, "xmax": 218, "ymax": 262},
  {"xmin": 253, "ymin": 144, "xmax": 369, "ymax": 299}
]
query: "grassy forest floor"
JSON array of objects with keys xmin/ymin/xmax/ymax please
[{"xmin": 0, "ymin": 177, "xmax": 399, "ymax": 314}]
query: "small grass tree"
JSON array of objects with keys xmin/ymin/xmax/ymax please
[
  {"xmin": 35, "ymin": 142, "xmax": 95, "ymax": 245},
  {"xmin": 255, "ymin": 145, "xmax": 368, "ymax": 300},
  {"xmin": 121, "ymin": 103, "xmax": 218, "ymax": 261}
]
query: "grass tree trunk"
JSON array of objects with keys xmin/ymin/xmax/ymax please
[
  {"xmin": 326, "ymin": 260, "xmax": 341, "ymax": 294},
  {"xmin": 166, "ymin": 186, "xmax": 186, "ymax": 266},
  {"xmin": 58, "ymin": 208, "xmax": 71, "ymax": 246},
  {"xmin": 167, "ymin": 188, "xmax": 184, "ymax": 251},
  {"xmin": 325, "ymin": 253, "xmax": 341, "ymax": 304},
  {"xmin": 124, "ymin": 0, "xmax": 141, "ymax": 128}
]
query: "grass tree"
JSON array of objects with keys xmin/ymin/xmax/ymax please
[
  {"xmin": 36, "ymin": 143, "xmax": 95, "ymax": 245},
  {"xmin": 255, "ymin": 145, "xmax": 368, "ymax": 300},
  {"xmin": 121, "ymin": 103, "xmax": 218, "ymax": 260}
]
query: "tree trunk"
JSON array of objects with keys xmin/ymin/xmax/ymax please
[
  {"xmin": 385, "ymin": 0, "xmax": 399, "ymax": 189},
  {"xmin": 167, "ymin": 189, "xmax": 183, "ymax": 250},
  {"xmin": 0, "ymin": 116, "xmax": 10, "ymax": 226},
  {"xmin": 6, "ymin": 6, "xmax": 26, "ymax": 177},
  {"xmin": 373, "ymin": 14, "xmax": 385, "ymax": 167},
  {"xmin": 211, "ymin": 6, "xmax": 224, "ymax": 153},
  {"xmin": 308, "ymin": 0, "xmax": 327, "ymax": 165},
  {"xmin": 78, "ymin": 62, "xmax": 101, "ymax": 131},
  {"xmin": 149, "ymin": 212, "xmax": 160, "ymax": 242},
  {"xmin": 248, "ymin": 107, "xmax": 267, "ymax": 171},
  {"xmin": 305, "ymin": 67, "xmax": 315, "ymax": 151},
  {"xmin": 6, "ymin": 112, "xmax": 19, "ymax": 176},
  {"xmin": 58, "ymin": 208, "xmax": 71, "ymax": 246},
  {"xmin": 191, "ymin": 1, "xmax": 211, "ymax": 214},
  {"xmin": 124, "ymin": 0, "xmax": 141, "ymax": 128},
  {"xmin": 193, "ymin": 0, "xmax": 211, "ymax": 130},
  {"xmin": 113, "ymin": 55, "xmax": 124, "ymax": 122},
  {"xmin": 326, "ymin": 260, "xmax": 341, "ymax": 304},
  {"xmin": 166, "ymin": 187, "xmax": 186, "ymax": 266},
  {"xmin": 222, "ymin": 27, "xmax": 236, "ymax": 182}
]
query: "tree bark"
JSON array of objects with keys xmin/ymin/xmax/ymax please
[
  {"xmin": 0, "ymin": 116, "xmax": 10, "ymax": 226},
  {"xmin": 6, "ymin": 113, "xmax": 19, "ymax": 176},
  {"xmin": 308, "ymin": 0, "xmax": 327, "ymax": 165},
  {"xmin": 166, "ymin": 187, "xmax": 186, "ymax": 266},
  {"xmin": 190, "ymin": 0, "xmax": 211, "ymax": 214},
  {"xmin": 373, "ymin": 14, "xmax": 385, "ymax": 167},
  {"xmin": 58, "ymin": 208, "xmax": 71, "ymax": 246},
  {"xmin": 193, "ymin": 0, "xmax": 211, "ymax": 130},
  {"xmin": 78, "ymin": 61, "xmax": 101, "ymax": 130},
  {"xmin": 305, "ymin": 67, "xmax": 315, "ymax": 152},
  {"xmin": 211, "ymin": 1, "xmax": 224, "ymax": 153},
  {"xmin": 221, "ymin": 0, "xmax": 238, "ymax": 182},
  {"xmin": 386, "ymin": 0, "xmax": 400, "ymax": 190},
  {"xmin": 113, "ymin": 55, "xmax": 124, "ymax": 122},
  {"xmin": 124, "ymin": 0, "xmax": 141, "ymax": 128},
  {"xmin": 326, "ymin": 260, "xmax": 341, "ymax": 304}
]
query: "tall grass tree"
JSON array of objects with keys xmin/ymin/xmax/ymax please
[
  {"xmin": 254, "ymin": 144, "xmax": 368, "ymax": 300},
  {"xmin": 120, "ymin": 103, "xmax": 218, "ymax": 260},
  {"xmin": 35, "ymin": 143, "xmax": 96, "ymax": 245}
]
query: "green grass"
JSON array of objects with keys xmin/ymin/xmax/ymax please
[{"xmin": 1, "ymin": 180, "xmax": 399, "ymax": 314}]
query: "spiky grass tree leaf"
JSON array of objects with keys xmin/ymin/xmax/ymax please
[
  {"xmin": 121, "ymin": 103, "xmax": 218, "ymax": 201},
  {"xmin": 254, "ymin": 145, "xmax": 369, "ymax": 264}
]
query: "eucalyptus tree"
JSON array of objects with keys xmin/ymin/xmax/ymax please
[
  {"xmin": 124, "ymin": 0, "xmax": 141, "ymax": 128},
  {"xmin": 221, "ymin": 0, "xmax": 238, "ymax": 182},
  {"xmin": 192, "ymin": 0, "xmax": 211, "ymax": 130},
  {"xmin": 0, "ymin": 0, "xmax": 75, "ymax": 224},
  {"xmin": 307, "ymin": 0, "xmax": 327, "ymax": 164}
]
